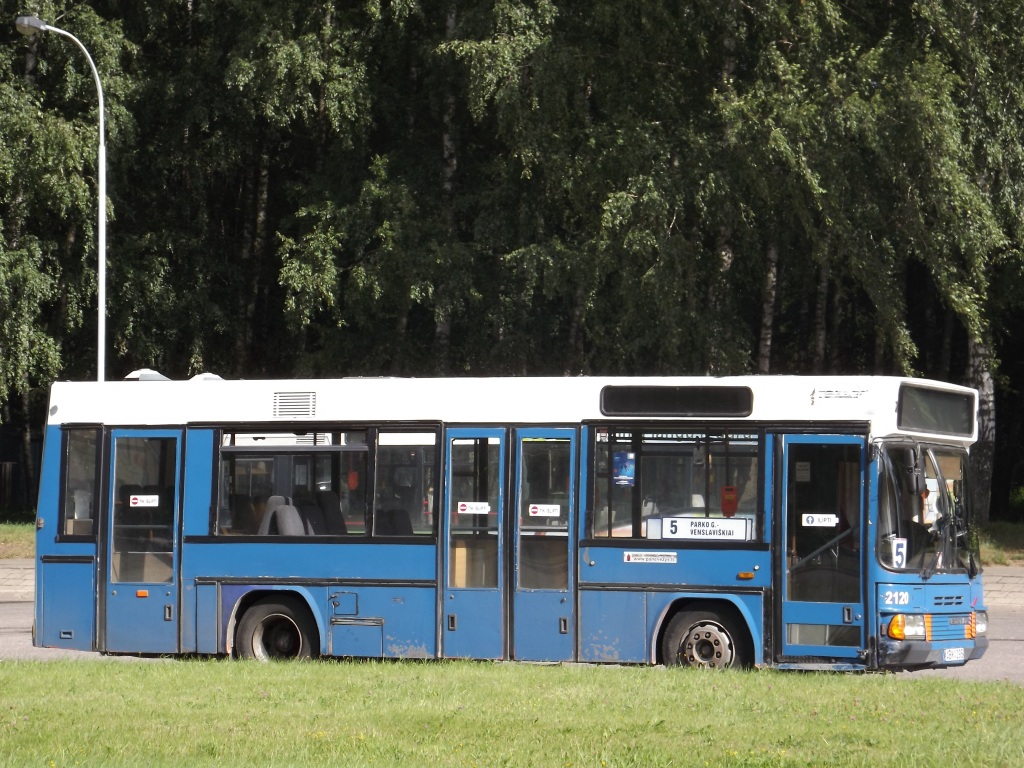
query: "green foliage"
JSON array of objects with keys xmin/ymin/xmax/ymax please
[{"xmin": 3, "ymin": 1, "xmax": 1024, "ymax": 510}]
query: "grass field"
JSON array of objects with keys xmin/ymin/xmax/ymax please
[
  {"xmin": 980, "ymin": 521, "xmax": 1024, "ymax": 566},
  {"xmin": 0, "ymin": 660, "xmax": 1022, "ymax": 767},
  {"xmin": 0, "ymin": 522, "xmax": 33, "ymax": 559}
]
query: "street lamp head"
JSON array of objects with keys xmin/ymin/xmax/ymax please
[{"xmin": 15, "ymin": 15, "xmax": 48, "ymax": 36}]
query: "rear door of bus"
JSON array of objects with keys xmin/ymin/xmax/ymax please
[{"xmin": 102, "ymin": 430, "xmax": 181, "ymax": 653}]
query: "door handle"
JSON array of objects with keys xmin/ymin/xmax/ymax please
[
  {"xmin": 164, "ymin": 605, "xmax": 174, "ymax": 622},
  {"xmin": 843, "ymin": 606, "xmax": 853, "ymax": 624}
]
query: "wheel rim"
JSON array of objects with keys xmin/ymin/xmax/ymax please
[
  {"xmin": 252, "ymin": 613, "xmax": 303, "ymax": 660},
  {"xmin": 679, "ymin": 621, "xmax": 735, "ymax": 668}
]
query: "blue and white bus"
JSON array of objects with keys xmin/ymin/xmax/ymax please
[{"xmin": 33, "ymin": 372, "xmax": 988, "ymax": 670}]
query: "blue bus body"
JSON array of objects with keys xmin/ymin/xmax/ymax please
[{"xmin": 33, "ymin": 375, "xmax": 988, "ymax": 670}]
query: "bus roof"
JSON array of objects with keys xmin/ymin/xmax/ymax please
[{"xmin": 44, "ymin": 374, "xmax": 978, "ymax": 445}]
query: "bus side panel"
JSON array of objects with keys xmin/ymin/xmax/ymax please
[
  {"xmin": 328, "ymin": 586, "xmax": 436, "ymax": 659},
  {"xmin": 195, "ymin": 582, "xmax": 219, "ymax": 654},
  {"xmin": 179, "ymin": 428, "xmax": 216, "ymax": 653},
  {"xmin": 580, "ymin": 546, "xmax": 771, "ymax": 589},
  {"xmin": 38, "ymin": 558, "xmax": 96, "ymax": 650},
  {"xmin": 579, "ymin": 590, "xmax": 648, "ymax": 662},
  {"xmin": 184, "ymin": 542, "xmax": 438, "ymax": 656},
  {"xmin": 35, "ymin": 425, "xmax": 98, "ymax": 650},
  {"xmin": 213, "ymin": 582, "xmax": 437, "ymax": 659},
  {"xmin": 579, "ymin": 547, "xmax": 770, "ymax": 663}
]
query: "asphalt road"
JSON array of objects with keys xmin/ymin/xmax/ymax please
[{"xmin": 1, "ymin": 600, "xmax": 1021, "ymax": 681}]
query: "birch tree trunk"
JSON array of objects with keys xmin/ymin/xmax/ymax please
[
  {"xmin": 434, "ymin": 4, "xmax": 458, "ymax": 374},
  {"xmin": 968, "ymin": 335, "xmax": 995, "ymax": 525},
  {"xmin": 757, "ymin": 243, "xmax": 778, "ymax": 373}
]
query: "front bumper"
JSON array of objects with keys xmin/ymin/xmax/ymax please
[{"xmin": 878, "ymin": 635, "xmax": 989, "ymax": 670}]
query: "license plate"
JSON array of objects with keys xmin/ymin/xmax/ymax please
[{"xmin": 943, "ymin": 647, "xmax": 966, "ymax": 663}]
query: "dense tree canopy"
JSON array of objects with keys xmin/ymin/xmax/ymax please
[{"xmin": 1, "ymin": 1, "xmax": 1022, "ymax": 520}]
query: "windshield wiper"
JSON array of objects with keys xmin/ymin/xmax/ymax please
[
  {"xmin": 921, "ymin": 549, "xmax": 940, "ymax": 581},
  {"xmin": 920, "ymin": 516, "xmax": 950, "ymax": 580}
]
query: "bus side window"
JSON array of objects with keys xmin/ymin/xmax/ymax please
[
  {"xmin": 372, "ymin": 431, "xmax": 438, "ymax": 536},
  {"xmin": 589, "ymin": 428, "xmax": 762, "ymax": 541},
  {"xmin": 61, "ymin": 428, "xmax": 100, "ymax": 538}
]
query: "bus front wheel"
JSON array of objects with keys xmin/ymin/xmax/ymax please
[
  {"xmin": 236, "ymin": 597, "xmax": 318, "ymax": 661},
  {"xmin": 662, "ymin": 609, "xmax": 749, "ymax": 669}
]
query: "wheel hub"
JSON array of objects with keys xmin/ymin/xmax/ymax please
[
  {"xmin": 682, "ymin": 621, "xmax": 735, "ymax": 668},
  {"xmin": 253, "ymin": 614, "xmax": 302, "ymax": 660}
]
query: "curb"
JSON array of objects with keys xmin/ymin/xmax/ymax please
[{"xmin": 0, "ymin": 559, "xmax": 34, "ymax": 603}]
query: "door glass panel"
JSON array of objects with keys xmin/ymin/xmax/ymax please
[
  {"xmin": 62, "ymin": 429, "xmax": 99, "ymax": 537},
  {"xmin": 519, "ymin": 439, "xmax": 570, "ymax": 590},
  {"xmin": 786, "ymin": 623, "xmax": 858, "ymax": 646},
  {"xmin": 448, "ymin": 438, "xmax": 499, "ymax": 588},
  {"xmin": 786, "ymin": 443, "xmax": 861, "ymax": 608},
  {"xmin": 111, "ymin": 437, "xmax": 176, "ymax": 583}
]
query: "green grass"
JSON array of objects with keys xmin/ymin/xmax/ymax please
[
  {"xmin": 978, "ymin": 521, "xmax": 1024, "ymax": 566},
  {"xmin": 0, "ymin": 522, "xmax": 34, "ymax": 559},
  {"xmin": 0, "ymin": 660, "xmax": 1021, "ymax": 767}
]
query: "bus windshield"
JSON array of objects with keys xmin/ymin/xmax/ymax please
[{"xmin": 877, "ymin": 444, "xmax": 978, "ymax": 576}]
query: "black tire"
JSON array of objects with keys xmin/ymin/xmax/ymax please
[
  {"xmin": 662, "ymin": 609, "xmax": 749, "ymax": 669},
  {"xmin": 236, "ymin": 597, "xmax": 318, "ymax": 661}
]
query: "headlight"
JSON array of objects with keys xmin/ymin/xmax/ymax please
[
  {"xmin": 975, "ymin": 611, "xmax": 988, "ymax": 636},
  {"xmin": 887, "ymin": 614, "xmax": 927, "ymax": 640}
]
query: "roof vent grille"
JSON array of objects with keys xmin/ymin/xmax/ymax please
[{"xmin": 273, "ymin": 391, "xmax": 316, "ymax": 418}]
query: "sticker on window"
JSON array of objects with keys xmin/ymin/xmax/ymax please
[
  {"xmin": 613, "ymin": 452, "xmax": 636, "ymax": 487},
  {"xmin": 129, "ymin": 494, "xmax": 160, "ymax": 508},
  {"xmin": 457, "ymin": 501, "xmax": 490, "ymax": 515},
  {"xmin": 891, "ymin": 537, "xmax": 908, "ymax": 568},
  {"xmin": 528, "ymin": 504, "xmax": 560, "ymax": 517},
  {"xmin": 802, "ymin": 513, "xmax": 838, "ymax": 527}
]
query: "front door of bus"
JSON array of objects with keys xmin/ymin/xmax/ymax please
[
  {"xmin": 442, "ymin": 428, "xmax": 577, "ymax": 661},
  {"xmin": 779, "ymin": 434, "xmax": 865, "ymax": 660},
  {"xmin": 103, "ymin": 430, "xmax": 181, "ymax": 654}
]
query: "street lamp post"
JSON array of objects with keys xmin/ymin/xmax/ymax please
[{"xmin": 16, "ymin": 15, "xmax": 107, "ymax": 382}]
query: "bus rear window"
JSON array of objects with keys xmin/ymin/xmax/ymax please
[{"xmin": 61, "ymin": 428, "xmax": 100, "ymax": 538}]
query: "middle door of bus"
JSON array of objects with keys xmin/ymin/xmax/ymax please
[{"xmin": 442, "ymin": 428, "xmax": 576, "ymax": 661}]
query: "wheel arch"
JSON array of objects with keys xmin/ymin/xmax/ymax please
[
  {"xmin": 225, "ymin": 586, "xmax": 324, "ymax": 657},
  {"xmin": 652, "ymin": 595, "xmax": 759, "ymax": 666}
]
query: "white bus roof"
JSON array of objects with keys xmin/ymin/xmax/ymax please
[{"xmin": 44, "ymin": 374, "xmax": 977, "ymax": 445}]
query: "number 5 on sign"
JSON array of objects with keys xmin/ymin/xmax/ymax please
[{"xmin": 892, "ymin": 538, "xmax": 907, "ymax": 569}]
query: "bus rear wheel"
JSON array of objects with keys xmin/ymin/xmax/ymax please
[
  {"xmin": 236, "ymin": 597, "xmax": 318, "ymax": 661},
  {"xmin": 663, "ymin": 610, "xmax": 748, "ymax": 669}
]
